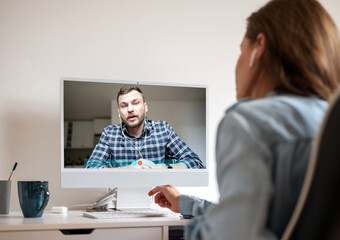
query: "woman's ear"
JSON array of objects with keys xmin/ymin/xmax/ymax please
[
  {"xmin": 255, "ymin": 33, "xmax": 266, "ymax": 59},
  {"xmin": 250, "ymin": 33, "xmax": 265, "ymax": 68}
]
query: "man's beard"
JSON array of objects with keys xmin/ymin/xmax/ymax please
[{"xmin": 123, "ymin": 113, "xmax": 145, "ymax": 129}]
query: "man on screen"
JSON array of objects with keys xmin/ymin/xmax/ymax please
[{"xmin": 86, "ymin": 86, "xmax": 204, "ymax": 169}]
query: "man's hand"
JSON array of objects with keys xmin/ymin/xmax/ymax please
[
  {"xmin": 118, "ymin": 165, "xmax": 153, "ymax": 169},
  {"xmin": 148, "ymin": 185, "xmax": 181, "ymax": 213}
]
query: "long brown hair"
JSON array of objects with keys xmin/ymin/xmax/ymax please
[{"xmin": 246, "ymin": 0, "xmax": 340, "ymax": 100}]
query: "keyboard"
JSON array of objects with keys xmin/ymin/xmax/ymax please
[{"xmin": 83, "ymin": 208, "xmax": 178, "ymax": 219}]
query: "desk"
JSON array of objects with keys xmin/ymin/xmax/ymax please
[{"xmin": 0, "ymin": 211, "xmax": 190, "ymax": 240}]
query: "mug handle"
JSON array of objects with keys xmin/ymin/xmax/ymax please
[{"xmin": 36, "ymin": 186, "xmax": 50, "ymax": 216}]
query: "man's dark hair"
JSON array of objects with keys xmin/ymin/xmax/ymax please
[{"xmin": 116, "ymin": 86, "xmax": 145, "ymax": 104}]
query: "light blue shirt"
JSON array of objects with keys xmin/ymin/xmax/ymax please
[{"xmin": 179, "ymin": 92, "xmax": 328, "ymax": 240}]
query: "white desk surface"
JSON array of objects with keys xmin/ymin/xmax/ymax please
[{"xmin": 0, "ymin": 211, "xmax": 190, "ymax": 232}]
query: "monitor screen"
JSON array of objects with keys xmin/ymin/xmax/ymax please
[{"xmin": 61, "ymin": 78, "xmax": 208, "ymax": 188}]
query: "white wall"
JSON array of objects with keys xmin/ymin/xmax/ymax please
[{"xmin": 1, "ymin": 0, "xmax": 340, "ymax": 211}]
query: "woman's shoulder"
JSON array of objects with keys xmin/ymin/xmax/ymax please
[
  {"xmin": 227, "ymin": 93, "xmax": 327, "ymax": 119},
  {"xmin": 223, "ymin": 93, "xmax": 328, "ymax": 140}
]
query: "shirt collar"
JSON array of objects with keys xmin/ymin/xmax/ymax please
[
  {"xmin": 265, "ymin": 90, "xmax": 278, "ymax": 97},
  {"xmin": 227, "ymin": 90, "xmax": 278, "ymax": 113}
]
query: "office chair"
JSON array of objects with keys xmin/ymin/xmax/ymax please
[{"xmin": 281, "ymin": 91, "xmax": 340, "ymax": 240}]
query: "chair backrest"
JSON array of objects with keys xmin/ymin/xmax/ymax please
[{"xmin": 281, "ymin": 91, "xmax": 340, "ymax": 240}]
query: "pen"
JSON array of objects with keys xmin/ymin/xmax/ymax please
[{"xmin": 8, "ymin": 162, "xmax": 18, "ymax": 181}]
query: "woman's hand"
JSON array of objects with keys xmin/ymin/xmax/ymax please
[{"xmin": 148, "ymin": 185, "xmax": 181, "ymax": 213}]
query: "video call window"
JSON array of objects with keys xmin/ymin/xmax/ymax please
[{"xmin": 63, "ymin": 79, "xmax": 207, "ymax": 169}]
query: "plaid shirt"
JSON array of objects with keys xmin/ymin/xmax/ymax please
[{"xmin": 86, "ymin": 118, "xmax": 204, "ymax": 169}]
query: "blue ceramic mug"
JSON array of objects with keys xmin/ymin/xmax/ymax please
[{"xmin": 18, "ymin": 181, "xmax": 50, "ymax": 218}]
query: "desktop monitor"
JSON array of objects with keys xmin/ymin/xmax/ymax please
[{"xmin": 61, "ymin": 78, "xmax": 209, "ymax": 188}]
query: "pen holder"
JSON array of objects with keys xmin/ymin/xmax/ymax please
[{"xmin": 0, "ymin": 180, "xmax": 11, "ymax": 214}]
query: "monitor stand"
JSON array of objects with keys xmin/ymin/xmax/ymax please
[
  {"xmin": 88, "ymin": 187, "xmax": 153, "ymax": 211},
  {"xmin": 117, "ymin": 187, "xmax": 152, "ymax": 209}
]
